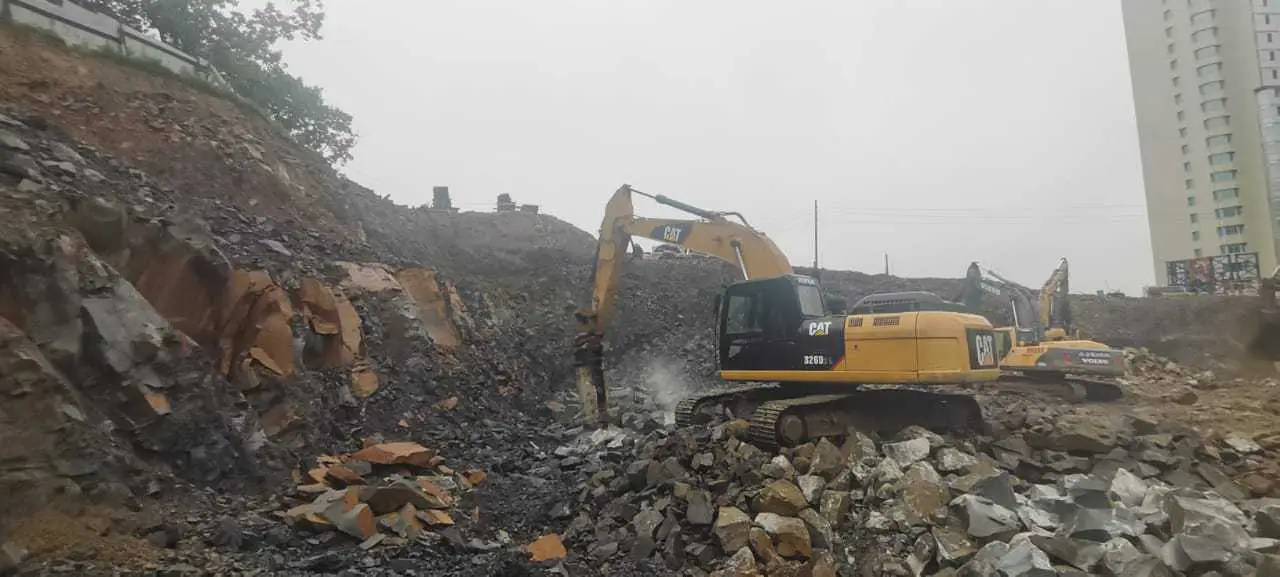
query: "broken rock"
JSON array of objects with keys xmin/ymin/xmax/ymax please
[
  {"xmin": 808, "ymin": 437, "xmax": 845, "ymax": 479},
  {"xmin": 951, "ymin": 494, "xmax": 1021, "ymax": 540},
  {"xmin": 1108, "ymin": 468, "xmax": 1147, "ymax": 508},
  {"xmin": 723, "ymin": 546, "xmax": 759, "ymax": 576},
  {"xmin": 753, "ymin": 480, "xmax": 808, "ymax": 516},
  {"xmin": 715, "ymin": 506, "xmax": 752, "ymax": 552},
  {"xmin": 884, "ymin": 437, "xmax": 932, "ymax": 467},
  {"xmin": 350, "ymin": 442, "xmax": 434, "ymax": 468},
  {"xmin": 754, "ymin": 512, "xmax": 812, "ymax": 559},
  {"xmin": 993, "ymin": 539, "xmax": 1055, "ymax": 577},
  {"xmin": 798, "ymin": 508, "xmax": 834, "ymax": 549},
  {"xmin": 797, "ymin": 475, "xmax": 826, "ymax": 505},
  {"xmin": 686, "ymin": 489, "xmax": 715, "ymax": 526},
  {"xmin": 1043, "ymin": 413, "xmax": 1125, "ymax": 454},
  {"xmin": 936, "ymin": 447, "xmax": 979, "ymax": 474},
  {"xmin": 901, "ymin": 462, "xmax": 949, "ymax": 526}
]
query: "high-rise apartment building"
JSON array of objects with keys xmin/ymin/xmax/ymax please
[{"xmin": 1122, "ymin": 0, "xmax": 1280, "ymax": 284}]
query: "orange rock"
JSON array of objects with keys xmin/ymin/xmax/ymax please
[
  {"xmin": 395, "ymin": 268, "xmax": 462, "ymax": 348},
  {"xmin": 248, "ymin": 346, "xmax": 285, "ymax": 376},
  {"xmin": 219, "ymin": 270, "xmax": 294, "ymax": 378},
  {"xmin": 327, "ymin": 503, "xmax": 376, "ymax": 540},
  {"xmin": 351, "ymin": 442, "xmax": 434, "ymax": 468},
  {"xmin": 296, "ymin": 483, "xmax": 330, "ymax": 495},
  {"xmin": 419, "ymin": 509, "xmax": 454, "ymax": 526},
  {"xmin": 298, "ymin": 279, "xmax": 341, "ymax": 336},
  {"xmin": 396, "ymin": 503, "xmax": 425, "ymax": 537},
  {"xmin": 414, "ymin": 478, "xmax": 454, "ymax": 508},
  {"xmin": 284, "ymin": 503, "xmax": 331, "ymax": 530},
  {"xmin": 338, "ymin": 262, "xmax": 404, "ymax": 293},
  {"xmin": 145, "ymin": 392, "xmax": 172, "ymax": 415},
  {"xmin": 260, "ymin": 400, "xmax": 298, "ymax": 437},
  {"xmin": 325, "ymin": 465, "xmax": 366, "ymax": 487},
  {"xmin": 461, "ymin": 469, "xmax": 487, "ymax": 486},
  {"xmin": 528, "ymin": 534, "xmax": 567, "ymax": 562},
  {"xmin": 307, "ymin": 467, "xmax": 330, "ymax": 484},
  {"xmin": 398, "ymin": 419, "xmax": 410, "ymax": 428},
  {"xmin": 436, "ymin": 396, "xmax": 459, "ymax": 411},
  {"xmin": 333, "ymin": 292, "xmax": 363, "ymax": 360}
]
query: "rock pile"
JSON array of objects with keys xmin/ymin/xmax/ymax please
[
  {"xmin": 281, "ymin": 441, "xmax": 484, "ymax": 545},
  {"xmin": 550, "ymin": 403, "xmax": 1280, "ymax": 576}
]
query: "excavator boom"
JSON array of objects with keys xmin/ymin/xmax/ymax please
[
  {"xmin": 1039, "ymin": 258, "xmax": 1074, "ymax": 340},
  {"xmin": 573, "ymin": 185, "xmax": 794, "ymax": 424}
]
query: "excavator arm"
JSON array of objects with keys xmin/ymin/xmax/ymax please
[
  {"xmin": 1039, "ymin": 258, "xmax": 1074, "ymax": 340},
  {"xmin": 573, "ymin": 185, "xmax": 793, "ymax": 424},
  {"xmin": 960, "ymin": 262, "xmax": 1043, "ymax": 343}
]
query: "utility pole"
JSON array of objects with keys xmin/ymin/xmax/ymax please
[
  {"xmin": 884, "ymin": 253, "xmax": 890, "ymax": 276},
  {"xmin": 812, "ymin": 200, "xmax": 819, "ymax": 272}
]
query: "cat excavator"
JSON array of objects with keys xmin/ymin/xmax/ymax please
[
  {"xmin": 955, "ymin": 260, "xmax": 1126, "ymax": 400},
  {"xmin": 573, "ymin": 185, "xmax": 1008, "ymax": 449}
]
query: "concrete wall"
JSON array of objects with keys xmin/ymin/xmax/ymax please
[{"xmin": 0, "ymin": 0, "xmax": 229, "ymax": 90}]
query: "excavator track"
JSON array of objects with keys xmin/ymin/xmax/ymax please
[
  {"xmin": 672, "ymin": 374, "xmax": 1122, "ymax": 452},
  {"xmin": 674, "ymin": 383, "xmax": 790, "ymax": 428},
  {"xmin": 743, "ymin": 388, "xmax": 988, "ymax": 451},
  {"xmin": 996, "ymin": 372, "xmax": 1125, "ymax": 402}
]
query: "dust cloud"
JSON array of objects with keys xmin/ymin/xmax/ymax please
[{"xmin": 639, "ymin": 357, "xmax": 696, "ymax": 425}]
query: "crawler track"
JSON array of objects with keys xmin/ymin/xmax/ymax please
[{"xmin": 671, "ymin": 371, "xmax": 1126, "ymax": 451}]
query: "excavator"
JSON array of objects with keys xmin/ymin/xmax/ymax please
[
  {"xmin": 954, "ymin": 260, "xmax": 1126, "ymax": 400},
  {"xmin": 574, "ymin": 185, "xmax": 1013, "ymax": 449}
]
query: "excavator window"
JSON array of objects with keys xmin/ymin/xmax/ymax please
[
  {"xmin": 724, "ymin": 293, "xmax": 761, "ymax": 334},
  {"xmin": 720, "ymin": 276, "xmax": 817, "ymax": 370},
  {"xmin": 796, "ymin": 282, "xmax": 826, "ymax": 318}
]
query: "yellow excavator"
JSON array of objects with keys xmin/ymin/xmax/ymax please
[
  {"xmin": 955, "ymin": 260, "xmax": 1126, "ymax": 398},
  {"xmin": 574, "ymin": 185, "xmax": 1013, "ymax": 448}
]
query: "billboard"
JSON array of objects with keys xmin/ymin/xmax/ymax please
[{"xmin": 1165, "ymin": 252, "xmax": 1261, "ymax": 294}]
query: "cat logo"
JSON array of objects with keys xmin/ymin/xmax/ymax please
[
  {"xmin": 808, "ymin": 321, "xmax": 833, "ymax": 337},
  {"xmin": 661, "ymin": 226, "xmax": 683, "ymax": 243}
]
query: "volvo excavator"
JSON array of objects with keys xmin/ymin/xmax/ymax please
[
  {"xmin": 573, "ymin": 185, "xmax": 1014, "ymax": 449},
  {"xmin": 955, "ymin": 260, "xmax": 1126, "ymax": 400}
]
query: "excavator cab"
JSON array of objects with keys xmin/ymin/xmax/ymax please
[{"xmin": 717, "ymin": 275, "xmax": 830, "ymax": 371}]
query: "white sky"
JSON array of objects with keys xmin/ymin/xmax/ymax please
[{"xmin": 268, "ymin": 0, "xmax": 1152, "ymax": 294}]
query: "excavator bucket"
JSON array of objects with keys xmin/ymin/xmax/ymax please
[{"xmin": 1243, "ymin": 274, "xmax": 1280, "ymax": 361}]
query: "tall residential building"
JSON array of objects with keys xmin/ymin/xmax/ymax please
[{"xmin": 1122, "ymin": 0, "xmax": 1280, "ymax": 285}]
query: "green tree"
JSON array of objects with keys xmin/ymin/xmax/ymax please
[{"xmin": 73, "ymin": 0, "xmax": 355, "ymax": 165}]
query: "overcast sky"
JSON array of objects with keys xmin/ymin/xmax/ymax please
[{"xmin": 269, "ymin": 0, "xmax": 1151, "ymax": 294}]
